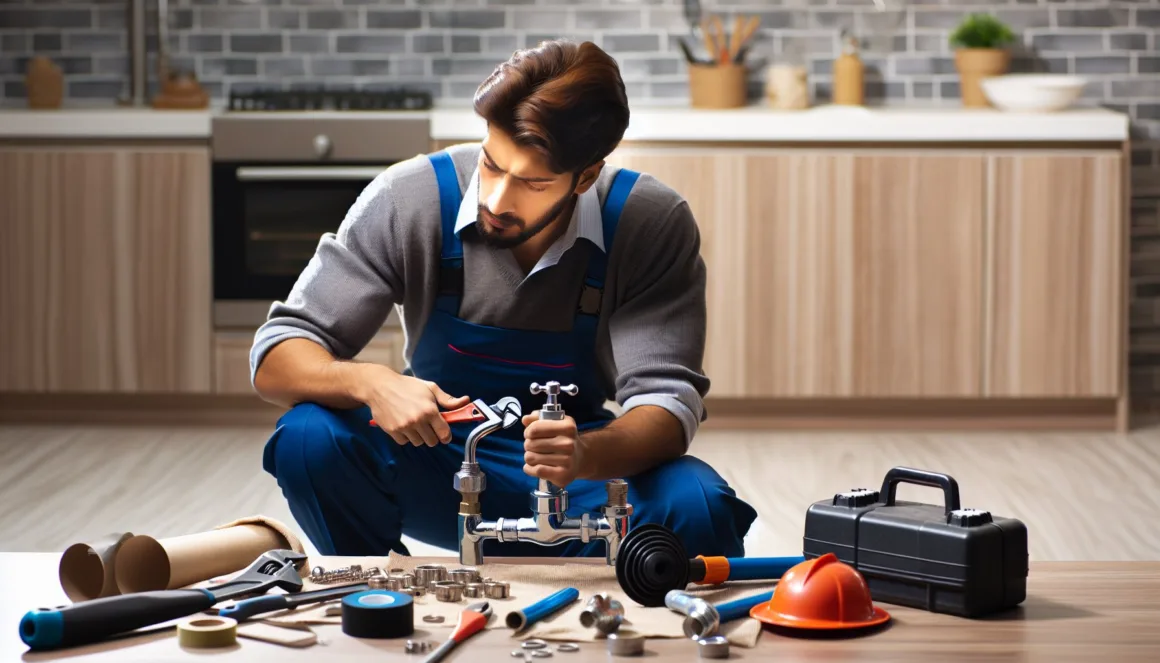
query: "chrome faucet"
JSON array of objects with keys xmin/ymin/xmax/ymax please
[{"xmin": 455, "ymin": 381, "xmax": 633, "ymax": 566}]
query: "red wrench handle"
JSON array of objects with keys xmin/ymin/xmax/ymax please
[{"xmin": 369, "ymin": 402, "xmax": 485, "ymax": 428}]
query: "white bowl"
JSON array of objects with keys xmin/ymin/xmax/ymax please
[{"xmin": 980, "ymin": 74, "xmax": 1088, "ymax": 112}]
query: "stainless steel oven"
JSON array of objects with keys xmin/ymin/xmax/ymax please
[{"xmin": 210, "ymin": 90, "xmax": 433, "ymax": 328}]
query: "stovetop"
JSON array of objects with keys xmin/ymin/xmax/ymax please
[{"xmin": 226, "ymin": 87, "xmax": 434, "ymax": 112}]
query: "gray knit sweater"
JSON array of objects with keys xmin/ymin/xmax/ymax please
[{"xmin": 250, "ymin": 142, "xmax": 710, "ymax": 447}]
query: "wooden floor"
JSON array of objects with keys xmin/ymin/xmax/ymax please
[{"xmin": 1, "ymin": 423, "xmax": 1159, "ymax": 561}]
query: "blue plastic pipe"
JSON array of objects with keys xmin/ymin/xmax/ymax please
[
  {"xmin": 715, "ymin": 590, "xmax": 775, "ymax": 624},
  {"xmin": 505, "ymin": 587, "xmax": 579, "ymax": 631}
]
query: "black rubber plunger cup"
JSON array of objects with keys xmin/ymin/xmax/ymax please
[
  {"xmin": 615, "ymin": 523, "xmax": 806, "ymax": 607},
  {"xmin": 615, "ymin": 524, "xmax": 691, "ymax": 607}
]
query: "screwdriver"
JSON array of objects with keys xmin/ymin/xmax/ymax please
[{"xmin": 422, "ymin": 600, "xmax": 492, "ymax": 663}]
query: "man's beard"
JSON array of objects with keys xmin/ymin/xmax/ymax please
[{"xmin": 474, "ymin": 191, "xmax": 575, "ymax": 249}]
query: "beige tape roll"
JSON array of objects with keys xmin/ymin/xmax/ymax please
[{"xmin": 177, "ymin": 617, "xmax": 238, "ymax": 648}]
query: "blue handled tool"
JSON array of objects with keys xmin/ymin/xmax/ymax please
[
  {"xmin": 505, "ymin": 587, "xmax": 579, "ymax": 631},
  {"xmin": 19, "ymin": 549, "xmax": 306, "ymax": 651},
  {"xmin": 715, "ymin": 590, "xmax": 774, "ymax": 623},
  {"xmin": 218, "ymin": 581, "xmax": 368, "ymax": 622},
  {"xmin": 616, "ymin": 523, "xmax": 804, "ymax": 606}
]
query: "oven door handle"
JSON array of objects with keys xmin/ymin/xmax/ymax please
[{"xmin": 235, "ymin": 166, "xmax": 389, "ymax": 181}]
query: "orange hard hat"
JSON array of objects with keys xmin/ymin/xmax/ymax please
[{"xmin": 750, "ymin": 553, "xmax": 890, "ymax": 631}]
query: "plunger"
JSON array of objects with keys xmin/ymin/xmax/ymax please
[{"xmin": 614, "ymin": 524, "xmax": 806, "ymax": 607}]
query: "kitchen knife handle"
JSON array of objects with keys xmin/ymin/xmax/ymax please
[
  {"xmin": 20, "ymin": 589, "xmax": 216, "ymax": 651},
  {"xmin": 217, "ymin": 594, "xmax": 290, "ymax": 622}
]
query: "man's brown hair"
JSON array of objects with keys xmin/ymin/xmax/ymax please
[{"xmin": 474, "ymin": 40, "xmax": 631, "ymax": 177}]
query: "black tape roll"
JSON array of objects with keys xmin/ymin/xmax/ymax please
[{"xmin": 341, "ymin": 590, "xmax": 414, "ymax": 639}]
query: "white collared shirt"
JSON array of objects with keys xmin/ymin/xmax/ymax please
[{"xmin": 453, "ymin": 168, "xmax": 604, "ymax": 280}]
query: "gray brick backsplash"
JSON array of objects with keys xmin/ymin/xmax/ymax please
[
  {"xmin": 305, "ymin": 9, "xmax": 360, "ymax": 30},
  {"xmin": 1054, "ymin": 7, "xmax": 1131, "ymax": 28},
  {"xmin": 485, "ymin": 34, "xmax": 519, "ymax": 54},
  {"xmin": 33, "ymin": 34, "xmax": 63, "ymax": 52},
  {"xmin": 1031, "ymin": 32, "xmax": 1106, "ymax": 53},
  {"xmin": 8, "ymin": 0, "xmax": 1160, "ymax": 395},
  {"xmin": 67, "ymin": 79, "xmax": 124, "ymax": 99},
  {"xmin": 201, "ymin": 57, "xmax": 259, "ymax": 77},
  {"xmin": 1, "ymin": 34, "xmax": 28, "ymax": 53},
  {"xmin": 288, "ymin": 33, "xmax": 331, "ymax": 53},
  {"xmin": 452, "ymin": 35, "xmax": 481, "ymax": 53},
  {"xmin": 575, "ymin": 10, "xmax": 643, "ymax": 30},
  {"xmin": 230, "ymin": 34, "xmax": 284, "ymax": 53},
  {"xmin": 513, "ymin": 10, "xmax": 570, "ymax": 31},
  {"xmin": 186, "ymin": 34, "xmax": 225, "ymax": 53},
  {"xmin": 428, "ymin": 10, "xmax": 505, "ymax": 30},
  {"xmin": 1075, "ymin": 55, "xmax": 1131, "ymax": 75},
  {"xmin": 336, "ymin": 34, "xmax": 406, "ymax": 53},
  {"xmin": 411, "ymin": 33, "xmax": 446, "ymax": 54},
  {"xmin": 197, "ymin": 8, "xmax": 262, "ymax": 30},
  {"xmin": 66, "ymin": 32, "xmax": 123, "ymax": 53},
  {"xmin": 268, "ymin": 10, "xmax": 302, "ymax": 30},
  {"xmin": 310, "ymin": 57, "xmax": 390, "ymax": 76},
  {"xmin": 262, "ymin": 57, "xmax": 308, "ymax": 78},
  {"xmin": 366, "ymin": 10, "xmax": 422, "ymax": 30},
  {"xmin": 603, "ymin": 34, "xmax": 661, "ymax": 52},
  {"xmin": 1109, "ymin": 31, "xmax": 1150, "ymax": 50}
]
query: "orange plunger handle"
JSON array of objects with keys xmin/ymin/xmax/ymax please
[{"xmin": 695, "ymin": 555, "xmax": 731, "ymax": 586}]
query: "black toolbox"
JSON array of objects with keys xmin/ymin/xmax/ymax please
[{"xmin": 803, "ymin": 467, "xmax": 1028, "ymax": 618}]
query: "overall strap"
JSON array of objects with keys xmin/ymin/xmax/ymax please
[
  {"xmin": 428, "ymin": 150, "xmax": 465, "ymax": 315},
  {"xmin": 577, "ymin": 167, "xmax": 641, "ymax": 318}
]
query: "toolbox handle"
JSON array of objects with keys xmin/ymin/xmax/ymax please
[{"xmin": 880, "ymin": 467, "xmax": 961, "ymax": 515}]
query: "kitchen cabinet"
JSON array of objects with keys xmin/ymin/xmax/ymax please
[
  {"xmin": 213, "ymin": 330, "xmax": 408, "ymax": 395},
  {"xmin": 0, "ymin": 146, "xmax": 212, "ymax": 393},
  {"xmin": 605, "ymin": 148, "xmax": 988, "ymax": 398},
  {"xmin": 986, "ymin": 153, "xmax": 1123, "ymax": 397}
]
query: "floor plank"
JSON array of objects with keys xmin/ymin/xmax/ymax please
[{"xmin": 1, "ymin": 424, "xmax": 1158, "ymax": 561}]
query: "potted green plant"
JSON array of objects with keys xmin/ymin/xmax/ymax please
[{"xmin": 949, "ymin": 13, "xmax": 1016, "ymax": 108}]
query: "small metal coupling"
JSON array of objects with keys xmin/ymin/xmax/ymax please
[
  {"xmin": 449, "ymin": 568, "xmax": 482, "ymax": 585},
  {"xmin": 433, "ymin": 580, "xmax": 465, "ymax": 602},
  {"xmin": 485, "ymin": 581, "xmax": 510, "ymax": 599},
  {"xmin": 414, "ymin": 564, "xmax": 448, "ymax": 588},
  {"xmin": 606, "ymin": 631, "xmax": 645, "ymax": 657},
  {"xmin": 579, "ymin": 592, "xmax": 625, "ymax": 634},
  {"xmin": 605, "ymin": 479, "xmax": 628, "ymax": 507},
  {"xmin": 464, "ymin": 582, "xmax": 485, "ymax": 598},
  {"xmin": 697, "ymin": 635, "xmax": 730, "ymax": 659}
]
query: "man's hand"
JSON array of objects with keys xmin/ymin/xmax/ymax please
[
  {"xmin": 522, "ymin": 411, "xmax": 588, "ymax": 486},
  {"xmin": 355, "ymin": 364, "xmax": 470, "ymax": 447}
]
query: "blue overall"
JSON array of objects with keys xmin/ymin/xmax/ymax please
[{"xmin": 262, "ymin": 152, "xmax": 758, "ymax": 558}]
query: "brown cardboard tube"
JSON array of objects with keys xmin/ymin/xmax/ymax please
[
  {"xmin": 59, "ymin": 532, "xmax": 134, "ymax": 602},
  {"xmin": 114, "ymin": 523, "xmax": 295, "ymax": 594}
]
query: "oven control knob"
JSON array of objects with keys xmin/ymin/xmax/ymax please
[{"xmin": 313, "ymin": 134, "xmax": 332, "ymax": 158}]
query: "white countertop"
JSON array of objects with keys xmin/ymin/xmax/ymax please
[{"xmin": 0, "ymin": 103, "xmax": 1129, "ymax": 143}]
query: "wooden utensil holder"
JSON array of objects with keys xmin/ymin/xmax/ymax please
[{"xmin": 688, "ymin": 63, "xmax": 748, "ymax": 109}]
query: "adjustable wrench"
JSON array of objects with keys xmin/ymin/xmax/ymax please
[
  {"xmin": 20, "ymin": 549, "xmax": 307, "ymax": 651},
  {"xmin": 370, "ymin": 397, "xmax": 522, "ymax": 429}
]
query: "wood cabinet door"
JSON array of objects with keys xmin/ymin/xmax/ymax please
[
  {"xmin": 848, "ymin": 153, "xmax": 987, "ymax": 397},
  {"xmin": 743, "ymin": 151, "xmax": 986, "ymax": 397},
  {"xmin": 604, "ymin": 147, "xmax": 748, "ymax": 396},
  {"xmin": 986, "ymin": 153, "xmax": 1122, "ymax": 397},
  {"xmin": 0, "ymin": 147, "xmax": 212, "ymax": 393}
]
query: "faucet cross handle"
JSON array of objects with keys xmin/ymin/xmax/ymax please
[{"xmin": 530, "ymin": 382, "xmax": 578, "ymax": 421}]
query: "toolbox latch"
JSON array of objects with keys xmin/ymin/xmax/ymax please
[
  {"xmin": 832, "ymin": 488, "xmax": 880, "ymax": 508},
  {"xmin": 947, "ymin": 508, "xmax": 994, "ymax": 527}
]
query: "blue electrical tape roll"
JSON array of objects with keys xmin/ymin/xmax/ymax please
[{"xmin": 340, "ymin": 590, "xmax": 414, "ymax": 639}]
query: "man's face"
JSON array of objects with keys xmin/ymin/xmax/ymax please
[{"xmin": 474, "ymin": 127, "xmax": 598, "ymax": 249}]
